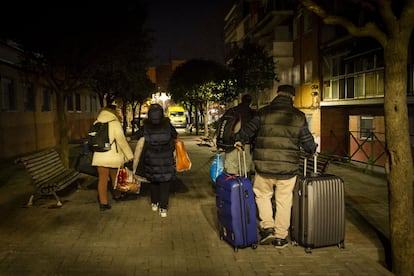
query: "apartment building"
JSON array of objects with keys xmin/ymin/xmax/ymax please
[
  {"xmin": 224, "ymin": 0, "xmax": 414, "ymax": 168},
  {"xmin": 0, "ymin": 40, "xmax": 99, "ymax": 159}
]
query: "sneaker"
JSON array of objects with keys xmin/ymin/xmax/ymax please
[
  {"xmin": 151, "ymin": 203, "xmax": 159, "ymax": 212},
  {"xmin": 159, "ymin": 208, "xmax": 167, "ymax": 218},
  {"xmin": 99, "ymin": 204, "xmax": 112, "ymax": 211},
  {"xmin": 259, "ymin": 228, "xmax": 276, "ymax": 245},
  {"xmin": 273, "ymin": 238, "xmax": 289, "ymax": 248}
]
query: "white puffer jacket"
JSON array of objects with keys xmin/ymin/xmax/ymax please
[{"xmin": 91, "ymin": 108, "xmax": 134, "ymax": 168}]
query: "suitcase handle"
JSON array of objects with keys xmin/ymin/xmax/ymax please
[
  {"xmin": 303, "ymin": 153, "xmax": 318, "ymax": 176},
  {"xmin": 237, "ymin": 150, "xmax": 248, "ymax": 178}
]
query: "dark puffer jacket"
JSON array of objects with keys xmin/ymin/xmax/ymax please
[
  {"xmin": 135, "ymin": 105, "xmax": 178, "ymax": 182},
  {"xmin": 254, "ymin": 96, "xmax": 316, "ymax": 178},
  {"xmin": 237, "ymin": 95, "xmax": 317, "ymax": 178}
]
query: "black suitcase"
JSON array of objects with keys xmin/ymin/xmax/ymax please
[{"xmin": 291, "ymin": 154, "xmax": 345, "ymax": 253}]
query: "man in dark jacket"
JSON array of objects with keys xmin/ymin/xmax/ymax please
[
  {"xmin": 135, "ymin": 104, "xmax": 178, "ymax": 218},
  {"xmin": 236, "ymin": 85, "xmax": 317, "ymax": 247}
]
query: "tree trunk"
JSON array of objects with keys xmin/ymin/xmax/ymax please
[
  {"xmin": 56, "ymin": 91, "xmax": 69, "ymax": 168},
  {"xmin": 121, "ymin": 100, "xmax": 128, "ymax": 134},
  {"xmin": 383, "ymin": 39, "xmax": 414, "ymax": 275},
  {"xmin": 204, "ymin": 101, "xmax": 210, "ymax": 137},
  {"xmin": 194, "ymin": 104, "xmax": 200, "ymax": 136}
]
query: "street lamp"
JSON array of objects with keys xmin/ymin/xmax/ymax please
[{"xmin": 158, "ymin": 92, "xmax": 170, "ymax": 113}]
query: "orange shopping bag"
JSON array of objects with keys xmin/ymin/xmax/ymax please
[{"xmin": 175, "ymin": 139, "xmax": 191, "ymax": 172}]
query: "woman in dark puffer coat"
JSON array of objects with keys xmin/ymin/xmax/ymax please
[{"xmin": 134, "ymin": 104, "xmax": 177, "ymax": 218}]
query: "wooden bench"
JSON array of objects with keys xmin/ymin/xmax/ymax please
[
  {"xmin": 15, "ymin": 148, "xmax": 80, "ymax": 207},
  {"xmin": 299, "ymin": 152, "xmax": 331, "ymax": 176}
]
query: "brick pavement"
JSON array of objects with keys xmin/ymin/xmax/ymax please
[{"xmin": 0, "ymin": 132, "xmax": 393, "ymax": 275}]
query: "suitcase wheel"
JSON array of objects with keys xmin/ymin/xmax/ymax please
[
  {"xmin": 251, "ymin": 243, "xmax": 258, "ymax": 250},
  {"xmin": 305, "ymin": 247, "xmax": 312, "ymax": 254},
  {"xmin": 233, "ymin": 247, "xmax": 238, "ymax": 253},
  {"xmin": 338, "ymin": 241, "xmax": 345, "ymax": 249}
]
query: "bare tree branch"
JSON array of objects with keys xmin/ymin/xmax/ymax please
[
  {"xmin": 375, "ymin": 0, "xmax": 398, "ymax": 35},
  {"xmin": 399, "ymin": 0, "xmax": 414, "ymax": 36},
  {"xmin": 299, "ymin": 0, "xmax": 388, "ymax": 46}
]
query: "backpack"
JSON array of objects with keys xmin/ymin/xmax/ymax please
[
  {"xmin": 88, "ymin": 121, "xmax": 115, "ymax": 152},
  {"xmin": 215, "ymin": 108, "xmax": 241, "ymax": 152}
]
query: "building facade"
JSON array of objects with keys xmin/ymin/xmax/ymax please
[
  {"xmin": 0, "ymin": 40, "xmax": 99, "ymax": 159},
  {"xmin": 223, "ymin": 0, "xmax": 414, "ymax": 168}
]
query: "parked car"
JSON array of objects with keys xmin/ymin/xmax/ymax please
[{"xmin": 167, "ymin": 106, "xmax": 187, "ymax": 128}]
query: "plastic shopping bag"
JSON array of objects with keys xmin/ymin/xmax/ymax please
[{"xmin": 210, "ymin": 153, "xmax": 224, "ymax": 183}]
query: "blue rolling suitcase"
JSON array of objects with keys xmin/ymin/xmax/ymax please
[
  {"xmin": 215, "ymin": 151, "xmax": 258, "ymax": 252},
  {"xmin": 291, "ymin": 154, "xmax": 345, "ymax": 253}
]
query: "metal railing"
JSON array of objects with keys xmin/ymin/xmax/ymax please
[{"xmin": 327, "ymin": 130, "xmax": 386, "ymax": 173}]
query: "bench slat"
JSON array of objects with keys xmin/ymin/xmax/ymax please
[{"xmin": 16, "ymin": 148, "xmax": 80, "ymax": 206}]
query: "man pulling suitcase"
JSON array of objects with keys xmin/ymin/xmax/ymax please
[{"xmin": 235, "ymin": 85, "xmax": 317, "ymax": 247}]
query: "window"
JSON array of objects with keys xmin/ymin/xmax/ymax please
[
  {"xmin": 360, "ymin": 116, "xmax": 374, "ymax": 140},
  {"xmin": 1, "ymin": 77, "xmax": 17, "ymax": 111},
  {"xmin": 67, "ymin": 93, "xmax": 74, "ymax": 111},
  {"xmin": 41, "ymin": 87, "xmax": 51, "ymax": 112},
  {"xmin": 75, "ymin": 93, "xmax": 81, "ymax": 111},
  {"xmin": 346, "ymin": 77, "xmax": 354, "ymax": 98},
  {"xmin": 293, "ymin": 15, "xmax": 299, "ymax": 40},
  {"xmin": 23, "ymin": 83, "xmax": 35, "ymax": 112},
  {"xmin": 280, "ymin": 69, "xmax": 292, "ymax": 85},
  {"xmin": 305, "ymin": 114, "xmax": 313, "ymax": 132},
  {"xmin": 304, "ymin": 60, "xmax": 312, "ymax": 83},
  {"xmin": 85, "ymin": 94, "xmax": 91, "ymax": 112},
  {"xmin": 303, "ymin": 9, "xmax": 312, "ymax": 33},
  {"xmin": 354, "ymin": 74, "xmax": 364, "ymax": 98},
  {"xmin": 91, "ymin": 95, "xmax": 98, "ymax": 112},
  {"xmin": 293, "ymin": 65, "xmax": 300, "ymax": 85}
]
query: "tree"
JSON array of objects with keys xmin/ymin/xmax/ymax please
[
  {"xmin": 0, "ymin": 2, "xmax": 151, "ymax": 166},
  {"xmin": 227, "ymin": 41, "xmax": 278, "ymax": 109},
  {"xmin": 128, "ymin": 73, "xmax": 155, "ymax": 135},
  {"xmin": 298, "ymin": 0, "xmax": 414, "ymax": 274},
  {"xmin": 168, "ymin": 59, "xmax": 234, "ymax": 135}
]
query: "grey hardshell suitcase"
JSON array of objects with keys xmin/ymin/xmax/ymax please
[{"xmin": 291, "ymin": 154, "xmax": 345, "ymax": 253}]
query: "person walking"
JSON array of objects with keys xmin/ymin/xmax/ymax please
[
  {"xmin": 220, "ymin": 94, "xmax": 256, "ymax": 176},
  {"xmin": 133, "ymin": 104, "xmax": 178, "ymax": 218},
  {"xmin": 236, "ymin": 85, "xmax": 317, "ymax": 247},
  {"xmin": 92, "ymin": 105, "xmax": 134, "ymax": 211}
]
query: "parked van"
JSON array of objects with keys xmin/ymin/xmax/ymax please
[{"xmin": 167, "ymin": 106, "xmax": 187, "ymax": 128}]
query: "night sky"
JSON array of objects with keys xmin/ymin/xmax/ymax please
[
  {"xmin": 146, "ymin": 0, "xmax": 234, "ymax": 66},
  {"xmin": 0, "ymin": 1, "xmax": 234, "ymax": 66}
]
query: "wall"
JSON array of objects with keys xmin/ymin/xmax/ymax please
[{"xmin": 0, "ymin": 43, "xmax": 99, "ymax": 159}]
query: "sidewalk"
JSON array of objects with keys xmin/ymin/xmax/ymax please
[{"xmin": 0, "ymin": 132, "xmax": 392, "ymax": 275}]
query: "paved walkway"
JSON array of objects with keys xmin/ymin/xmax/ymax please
[{"xmin": 0, "ymin": 132, "xmax": 393, "ymax": 275}]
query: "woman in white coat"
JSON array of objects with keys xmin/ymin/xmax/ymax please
[{"xmin": 92, "ymin": 105, "xmax": 134, "ymax": 211}]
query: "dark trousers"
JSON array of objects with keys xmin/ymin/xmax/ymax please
[{"xmin": 150, "ymin": 181, "xmax": 171, "ymax": 209}]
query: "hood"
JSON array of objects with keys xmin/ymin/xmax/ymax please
[
  {"xmin": 148, "ymin": 104, "xmax": 164, "ymax": 125},
  {"xmin": 96, "ymin": 108, "xmax": 119, "ymax": 123}
]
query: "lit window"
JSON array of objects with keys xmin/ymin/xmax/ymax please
[
  {"xmin": 293, "ymin": 65, "xmax": 300, "ymax": 85},
  {"xmin": 360, "ymin": 116, "xmax": 374, "ymax": 140},
  {"xmin": 304, "ymin": 60, "xmax": 312, "ymax": 83}
]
